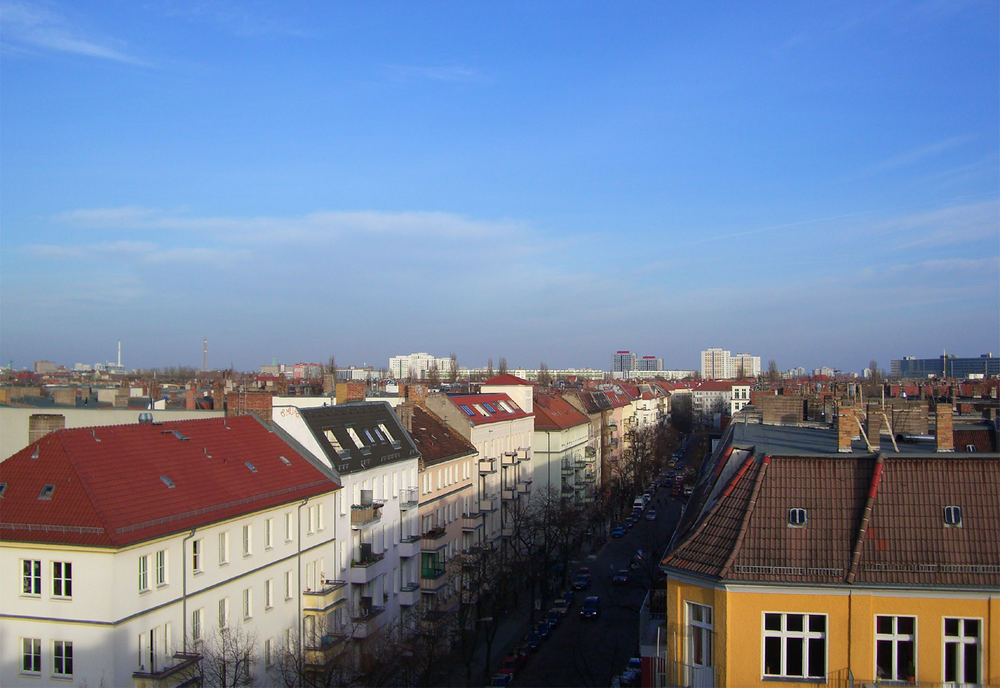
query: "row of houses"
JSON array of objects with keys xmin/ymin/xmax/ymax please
[{"xmin": 0, "ymin": 375, "xmax": 672, "ymax": 686}]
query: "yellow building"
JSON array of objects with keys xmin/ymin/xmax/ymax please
[{"xmin": 650, "ymin": 414, "xmax": 999, "ymax": 687}]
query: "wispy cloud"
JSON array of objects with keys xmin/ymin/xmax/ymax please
[
  {"xmin": 385, "ymin": 64, "xmax": 484, "ymax": 83},
  {"xmin": 870, "ymin": 199, "xmax": 999, "ymax": 249},
  {"xmin": 870, "ymin": 135, "xmax": 973, "ymax": 173},
  {"xmin": 0, "ymin": 1, "xmax": 145, "ymax": 64},
  {"xmin": 23, "ymin": 240, "xmax": 245, "ymax": 265},
  {"xmin": 152, "ymin": 1, "xmax": 310, "ymax": 39}
]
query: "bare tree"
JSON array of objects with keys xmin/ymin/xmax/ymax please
[
  {"xmin": 448, "ymin": 353, "xmax": 459, "ymax": 383},
  {"xmin": 537, "ymin": 362, "xmax": 552, "ymax": 386},
  {"xmin": 201, "ymin": 626, "xmax": 257, "ymax": 688},
  {"xmin": 498, "ymin": 358, "xmax": 508, "ymax": 375},
  {"xmin": 486, "ymin": 359, "xmax": 494, "ymax": 379},
  {"xmin": 766, "ymin": 359, "xmax": 780, "ymax": 383},
  {"xmin": 326, "ymin": 355, "xmax": 337, "ymax": 375},
  {"xmin": 427, "ymin": 362, "xmax": 440, "ymax": 386},
  {"xmin": 868, "ymin": 359, "xmax": 882, "ymax": 384}
]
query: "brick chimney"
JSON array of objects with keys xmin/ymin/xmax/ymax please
[
  {"xmin": 405, "ymin": 384, "xmax": 428, "ymax": 408},
  {"xmin": 837, "ymin": 405, "xmax": 856, "ymax": 453},
  {"xmin": 185, "ymin": 383, "xmax": 196, "ymax": 410},
  {"xmin": 936, "ymin": 402, "xmax": 954, "ymax": 452},
  {"xmin": 865, "ymin": 403, "xmax": 881, "ymax": 451},
  {"xmin": 397, "ymin": 401, "xmax": 414, "ymax": 433}
]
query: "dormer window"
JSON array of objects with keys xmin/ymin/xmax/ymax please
[
  {"xmin": 38, "ymin": 484, "xmax": 55, "ymax": 500},
  {"xmin": 787, "ymin": 508, "xmax": 808, "ymax": 527},
  {"xmin": 160, "ymin": 476, "xmax": 175, "ymax": 488},
  {"xmin": 943, "ymin": 505, "xmax": 963, "ymax": 527},
  {"xmin": 279, "ymin": 455, "xmax": 291, "ymax": 466},
  {"xmin": 245, "ymin": 462, "xmax": 257, "ymax": 473},
  {"xmin": 965, "ymin": 444, "xmax": 976, "ymax": 452}
]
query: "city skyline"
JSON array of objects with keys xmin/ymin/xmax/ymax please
[{"xmin": 2, "ymin": 2, "xmax": 997, "ymax": 372}]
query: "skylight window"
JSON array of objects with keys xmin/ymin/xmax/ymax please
[
  {"xmin": 363, "ymin": 429, "xmax": 375, "ymax": 444},
  {"xmin": 473, "ymin": 404, "xmax": 488, "ymax": 416},
  {"xmin": 244, "ymin": 461, "xmax": 257, "ymax": 473},
  {"xmin": 966, "ymin": 444, "xmax": 976, "ymax": 452},
  {"xmin": 943, "ymin": 505, "xmax": 963, "ymax": 527},
  {"xmin": 346, "ymin": 427, "xmax": 365, "ymax": 448},
  {"xmin": 787, "ymin": 508, "xmax": 808, "ymax": 527},
  {"xmin": 38, "ymin": 484, "xmax": 55, "ymax": 500},
  {"xmin": 372, "ymin": 426, "xmax": 385, "ymax": 442},
  {"xmin": 483, "ymin": 402, "xmax": 497, "ymax": 414},
  {"xmin": 0, "ymin": 482, "xmax": 6, "ymax": 498},
  {"xmin": 279, "ymin": 455, "xmax": 291, "ymax": 466},
  {"xmin": 31, "ymin": 446, "xmax": 39, "ymax": 459},
  {"xmin": 162, "ymin": 430, "xmax": 189, "ymax": 441},
  {"xmin": 160, "ymin": 476, "xmax": 175, "ymax": 488},
  {"xmin": 323, "ymin": 429, "xmax": 347, "ymax": 454},
  {"xmin": 378, "ymin": 423, "xmax": 395, "ymax": 442},
  {"xmin": 459, "ymin": 405, "xmax": 475, "ymax": 416}
]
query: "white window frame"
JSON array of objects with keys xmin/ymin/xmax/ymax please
[
  {"xmin": 155, "ymin": 550, "xmax": 167, "ymax": 586},
  {"xmin": 264, "ymin": 518, "xmax": 273, "ymax": 549},
  {"xmin": 138, "ymin": 555, "xmax": 150, "ymax": 592},
  {"xmin": 317, "ymin": 503, "xmax": 325, "ymax": 531},
  {"xmin": 265, "ymin": 578, "xmax": 274, "ymax": 609},
  {"xmin": 52, "ymin": 639, "xmax": 73, "ymax": 678},
  {"xmin": 218, "ymin": 597, "xmax": 230, "ymax": 629},
  {"xmin": 285, "ymin": 512, "xmax": 294, "ymax": 542},
  {"xmin": 943, "ymin": 617, "xmax": 982, "ymax": 686},
  {"xmin": 192, "ymin": 539, "xmax": 203, "ymax": 573},
  {"xmin": 264, "ymin": 637, "xmax": 273, "ymax": 666},
  {"xmin": 284, "ymin": 570, "xmax": 293, "ymax": 600},
  {"xmin": 21, "ymin": 637, "xmax": 41, "ymax": 674},
  {"xmin": 192, "ymin": 607, "xmax": 203, "ymax": 643},
  {"xmin": 242, "ymin": 525, "xmax": 252, "ymax": 557},
  {"xmin": 687, "ymin": 602, "xmax": 713, "ymax": 668},
  {"xmin": 762, "ymin": 612, "xmax": 827, "ymax": 680},
  {"xmin": 22, "ymin": 559, "xmax": 41, "ymax": 596},
  {"xmin": 52, "ymin": 561, "xmax": 72, "ymax": 598},
  {"xmin": 243, "ymin": 588, "xmax": 253, "ymax": 620},
  {"xmin": 875, "ymin": 615, "xmax": 916, "ymax": 682},
  {"xmin": 219, "ymin": 531, "xmax": 230, "ymax": 565}
]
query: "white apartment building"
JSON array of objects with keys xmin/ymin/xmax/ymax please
[
  {"xmin": 700, "ymin": 348, "xmax": 761, "ymax": 379},
  {"xmin": 388, "ymin": 353, "xmax": 453, "ymax": 381},
  {"xmin": 0, "ymin": 416, "xmax": 341, "ymax": 687},
  {"xmin": 271, "ymin": 402, "xmax": 421, "ymax": 662},
  {"xmin": 532, "ymin": 391, "xmax": 596, "ymax": 505},
  {"xmin": 730, "ymin": 383, "xmax": 751, "ymax": 414}
]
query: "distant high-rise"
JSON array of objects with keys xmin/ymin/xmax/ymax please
[
  {"xmin": 612, "ymin": 350, "xmax": 637, "ymax": 373},
  {"xmin": 636, "ymin": 356, "xmax": 663, "ymax": 372},
  {"xmin": 891, "ymin": 353, "xmax": 998, "ymax": 379},
  {"xmin": 700, "ymin": 348, "xmax": 760, "ymax": 379}
]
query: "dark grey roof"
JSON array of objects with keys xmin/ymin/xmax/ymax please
[{"xmin": 299, "ymin": 402, "xmax": 419, "ymax": 475}]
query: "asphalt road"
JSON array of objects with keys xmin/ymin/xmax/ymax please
[{"xmin": 510, "ymin": 485, "xmax": 685, "ymax": 688}]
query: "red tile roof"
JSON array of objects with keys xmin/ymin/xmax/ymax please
[
  {"xmin": 0, "ymin": 416, "xmax": 337, "ymax": 548},
  {"xmin": 408, "ymin": 406, "xmax": 477, "ymax": 466},
  {"xmin": 694, "ymin": 381, "xmax": 735, "ymax": 392},
  {"xmin": 482, "ymin": 374, "xmax": 531, "ymax": 386},
  {"xmin": 533, "ymin": 392, "xmax": 590, "ymax": 431},
  {"xmin": 446, "ymin": 393, "xmax": 532, "ymax": 425}
]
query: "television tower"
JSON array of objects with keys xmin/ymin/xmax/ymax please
[{"xmin": 203, "ymin": 338, "xmax": 208, "ymax": 372}]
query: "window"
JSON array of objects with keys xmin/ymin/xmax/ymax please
[
  {"xmin": 219, "ymin": 531, "xmax": 230, "ymax": 564},
  {"xmin": 459, "ymin": 404, "xmax": 474, "ymax": 416},
  {"xmin": 218, "ymin": 597, "xmax": 230, "ymax": 628},
  {"xmin": 53, "ymin": 640, "xmax": 73, "ymax": 677},
  {"xmin": 763, "ymin": 612, "xmax": 826, "ymax": 679},
  {"xmin": 285, "ymin": 512, "xmax": 294, "ymax": 541},
  {"xmin": 38, "ymin": 484, "xmax": 55, "ymax": 500},
  {"xmin": 944, "ymin": 618, "xmax": 980, "ymax": 685},
  {"xmin": 788, "ymin": 508, "xmax": 808, "ymax": 527},
  {"xmin": 265, "ymin": 578, "xmax": 274, "ymax": 609},
  {"xmin": 943, "ymin": 505, "xmax": 963, "ymax": 527},
  {"xmin": 192, "ymin": 539, "xmax": 203, "ymax": 573},
  {"xmin": 379, "ymin": 423, "xmax": 398, "ymax": 445},
  {"xmin": 242, "ymin": 525, "xmax": 252, "ymax": 557},
  {"xmin": 317, "ymin": 503, "xmax": 325, "ymax": 531},
  {"xmin": 21, "ymin": 638, "xmax": 41, "ymax": 674},
  {"xmin": 244, "ymin": 461, "xmax": 257, "ymax": 472},
  {"xmin": 22, "ymin": 559, "xmax": 41, "ymax": 596},
  {"xmin": 243, "ymin": 588, "xmax": 253, "ymax": 620},
  {"xmin": 688, "ymin": 602, "xmax": 713, "ymax": 668},
  {"xmin": 264, "ymin": 638, "xmax": 273, "ymax": 666},
  {"xmin": 284, "ymin": 570, "xmax": 293, "ymax": 600},
  {"xmin": 483, "ymin": 402, "xmax": 497, "ymax": 414},
  {"xmin": 264, "ymin": 518, "xmax": 273, "ymax": 549},
  {"xmin": 138, "ymin": 555, "xmax": 150, "ymax": 592},
  {"xmin": 346, "ymin": 427, "xmax": 364, "ymax": 448},
  {"xmin": 52, "ymin": 561, "xmax": 72, "ymax": 598},
  {"xmin": 875, "ymin": 615, "xmax": 915, "ymax": 681},
  {"xmin": 192, "ymin": 608, "xmax": 203, "ymax": 643},
  {"xmin": 308, "ymin": 505, "xmax": 316, "ymax": 534},
  {"xmin": 364, "ymin": 428, "xmax": 375, "ymax": 444},
  {"xmin": 155, "ymin": 550, "xmax": 167, "ymax": 586},
  {"xmin": 472, "ymin": 403, "xmax": 487, "ymax": 416}
]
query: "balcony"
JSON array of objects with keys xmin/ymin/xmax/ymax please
[
  {"xmin": 398, "ymin": 535, "xmax": 420, "ymax": 558},
  {"xmin": 350, "ymin": 503, "xmax": 383, "ymax": 529},
  {"xmin": 479, "ymin": 496, "xmax": 498, "ymax": 513},
  {"xmin": 462, "ymin": 513, "xmax": 483, "ymax": 531},
  {"xmin": 584, "ymin": 445, "xmax": 597, "ymax": 458},
  {"xmin": 517, "ymin": 447, "xmax": 531, "ymax": 461},
  {"xmin": 132, "ymin": 652, "xmax": 201, "ymax": 688},
  {"xmin": 349, "ymin": 546, "xmax": 386, "ymax": 585},
  {"xmin": 421, "ymin": 526, "xmax": 447, "ymax": 541},
  {"xmin": 561, "ymin": 483, "xmax": 574, "ymax": 495},
  {"xmin": 420, "ymin": 567, "xmax": 448, "ymax": 593},
  {"xmin": 350, "ymin": 600, "xmax": 386, "ymax": 638},
  {"xmin": 517, "ymin": 478, "xmax": 532, "ymax": 494},
  {"xmin": 501, "ymin": 487, "xmax": 518, "ymax": 501},
  {"xmin": 501, "ymin": 451, "xmax": 519, "ymax": 466},
  {"xmin": 399, "ymin": 583, "xmax": 420, "ymax": 607},
  {"xmin": 302, "ymin": 579, "xmax": 347, "ymax": 614},
  {"xmin": 501, "ymin": 525, "xmax": 515, "ymax": 538},
  {"xmin": 478, "ymin": 458, "xmax": 497, "ymax": 474},
  {"xmin": 561, "ymin": 460, "xmax": 574, "ymax": 474},
  {"xmin": 399, "ymin": 487, "xmax": 418, "ymax": 510},
  {"xmin": 303, "ymin": 633, "xmax": 349, "ymax": 670},
  {"xmin": 577, "ymin": 472, "xmax": 595, "ymax": 484}
]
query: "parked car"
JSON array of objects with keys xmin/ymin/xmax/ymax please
[
  {"xmin": 645, "ymin": 509, "xmax": 657, "ymax": 521},
  {"xmin": 497, "ymin": 653, "xmax": 523, "ymax": 677},
  {"xmin": 580, "ymin": 595, "xmax": 600, "ymax": 619},
  {"xmin": 630, "ymin": 549, "xmax": 645, "ymax": 570},
  {"xmin": 612, "ymin": 569, "xmax": 630, "ymax": 585},
  {"xmin": 546, "ymin": 608, "xmax": 562, "ymax": 627},
  {"xmin": 490, "ymin": 672, "xmax": 513, "ymax": 687},
  {"xmin": 683, "ymin": 486, "xmax": 694, "ymax": 498},
  {"xmin": 522, "ymin": 631, "xmax": 542, "ymax": 653},
  {"xmin": 553, "ymin": 598, "xmax": 571, "ymax": 616},
  {"xmin": 621, "ymin": 657, "xmax": 642, "ymax": 686},
  {"xmin": 572, "ymin": 568, "xmax": 592, "ymax": 590},
  {"xmin": 561, "ymin": 590, "xmax": 575, "ymax": 606},
  {"xmin": 611, "ymin": 526, "xmax": 626, "ymax": 538},
  {"xmin": 535, "ymin": 620, "xmax": 551, "ymax": 640}
]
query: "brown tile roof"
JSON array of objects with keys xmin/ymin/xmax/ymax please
[
  {"xmin": 533, "ymin": 392, "xmax": 590, "ymax": 431},
  {"xmin": 408, "ymin": 405, "xmax": 477, "ymax": 466},
  {"xmin": 662, "ymin": 445, "xmax": 1000, "ymax": 588}
]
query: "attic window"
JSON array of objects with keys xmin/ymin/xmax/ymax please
[
  {"xmin": 372, "ymin": 426, "xmax": 385, "ymax": 442},
  {"xmin": 943, "ymin": 505, "xmax": 963, "ymax": 527},
  {"xmin": 472, "ymin": 404, "xmax": 488, "ymax": 416},
  {"xmin": 378, "ymin": 423, "xmax": 401, "ymax": 448},
  {"xmin": 162, "ymin": 430, "xmax": 189, "ymax": 441},
  {"xmin": 363, "ymin": 429, "xmax": 375, "ymax": 444},
  {"xmin": 0, "ymin": 482, "xmax": 6, "ymax": 497},
  {"xmin": 160, "ymin": 476, "xmax": 175, "ymax": 488},
  {"xmin": 38, "ymin": 484, "xmax": 55, "ymax": 500},
  {"xmin": 346, "ymin": 427, "xmax": 364, "ymax": 448},
  {"xmin": 279, "ymin": 455, "xmax": 292, "ymax": 466},
  {"xmin": 31, "ymin": 446, "xmax": 39, "ymax": 459},
  {"xmin": 459, "ymin": 405, "xmax": 475, "ymax": 416},
  {"xmin": 787, "ymin": 508, "xmax": 808, "ymax": 527},
  {"xmin": 245, "ymin": 462, "xmax": 257, "ymax": 473},
  {"xmin": 323, "ymin": 429, "xmax": 347, "ymax": 455},
  {"xmin": 482, "ymin": 402, "xmax": 497, "ymax": 414},
  {"xmin": 966, "ymin": 444, "xmax": 976, "ymax": 452}
]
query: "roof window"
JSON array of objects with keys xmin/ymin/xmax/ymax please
[
  {"xmin": 363, "ymin": 429, "xmax": 375, "ymax": 444},
  {"xmin": 279, "ymin": 455, "xmax": 291, "ymax": 466},
  {"xmin": 31, "ymin": 446, "xmax": 39, "ymax": 459},
  {"xmin": 943, "ymin": 505, "xmax": 963, "ymax": 527},
  {"xmin": 0, "ymin": 482, "xmax": 6, "ymax": 497},
  {"xmin": 160, "ymin": 476, "xmax": 175, "ymax": 488},
  {"xmin": 162, "ymin": 430, "xmax": 189, "ymax": 441},
  {"xmin": 483, "ymin": 402, "xmax": 497, "ymax": 414},
  {"xmin": 346, "ymin": 427, "xmax": 365, "ymax": 448},
  {"xmin": 372, "ymin": 426, "xmax": 385, "ymax": 442},
  {"xmin": 965, "ymin": 444, "xmax": 976, "ymax": 452},
  {"xmin": 787, "ymin": 508, "xmax": 808, "ymax": 527},
  {"xmin": 459, "ymin": 405, "xmax": 475, "ymax": 416},
  {"xmin": 245, "ymin": 462, "xmax": 257, "ymax": 473},
  {"xmin": 472, "ymin": 403, "xmax": 488, "ymax": 416},
  {"xmin": 38, "ymin": 484, "xmax": 55, "ymax": 500},
  {"xmin": 323, "ymin": 429, "xmax": 347, "ymax": 455}
]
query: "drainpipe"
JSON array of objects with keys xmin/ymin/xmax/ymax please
[{"xmin": 182, "ymin": 528, "xmax": 196, "ymax": 652}]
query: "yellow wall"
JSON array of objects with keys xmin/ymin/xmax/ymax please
[{"xmin": 667, "ymin": 576, "xmax": 998, "ymax": 687}]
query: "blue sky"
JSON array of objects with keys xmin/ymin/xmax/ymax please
[{"xmin": 2, "ymin": 1, "xmax": 997, "ymax": 373}]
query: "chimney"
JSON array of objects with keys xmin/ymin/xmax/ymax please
[
  {"xmin": 865, "ymin": 403, "xmax": 881, "ymax": 451},
  {"xmin": 185, "ymin": 384, "xmax": 196, "ymax": 410},
  {"xmin": 837, "ymin": 405, "xmax": 855, "ymax": 452},
  {"xmin": 406, "ymin": 384, "xmax": 428, "ymax": 408},
  {"xmin": 936, "ymin": 402, "xmax": 954, "ymax": 452},
  {"xmin": 397, "ymin": 401, "xmax": 414, "ymax": 433}
]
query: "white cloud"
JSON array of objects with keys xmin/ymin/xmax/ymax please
[
  {"xmin": 385, "ymin": 64, "xmax": 484, "ymax": 83},
  {"xmin": 871, "ymin": 135, "xmax": 973, "ymax": 173},
  {"xmin": 0, "ymin": 1, "xmax": 145, "ymax": 64}
]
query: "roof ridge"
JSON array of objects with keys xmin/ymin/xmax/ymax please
[
  {"xmin": 846, "ymin": 454, "xmax": 884, "ymax": 584},
  {"xmin": 55, "ymin": 430, "xmax": 115, "ymax": 544},
  {"xmin": 719, "ymin": 454, "xmax": 771, "ymax": 578}
]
